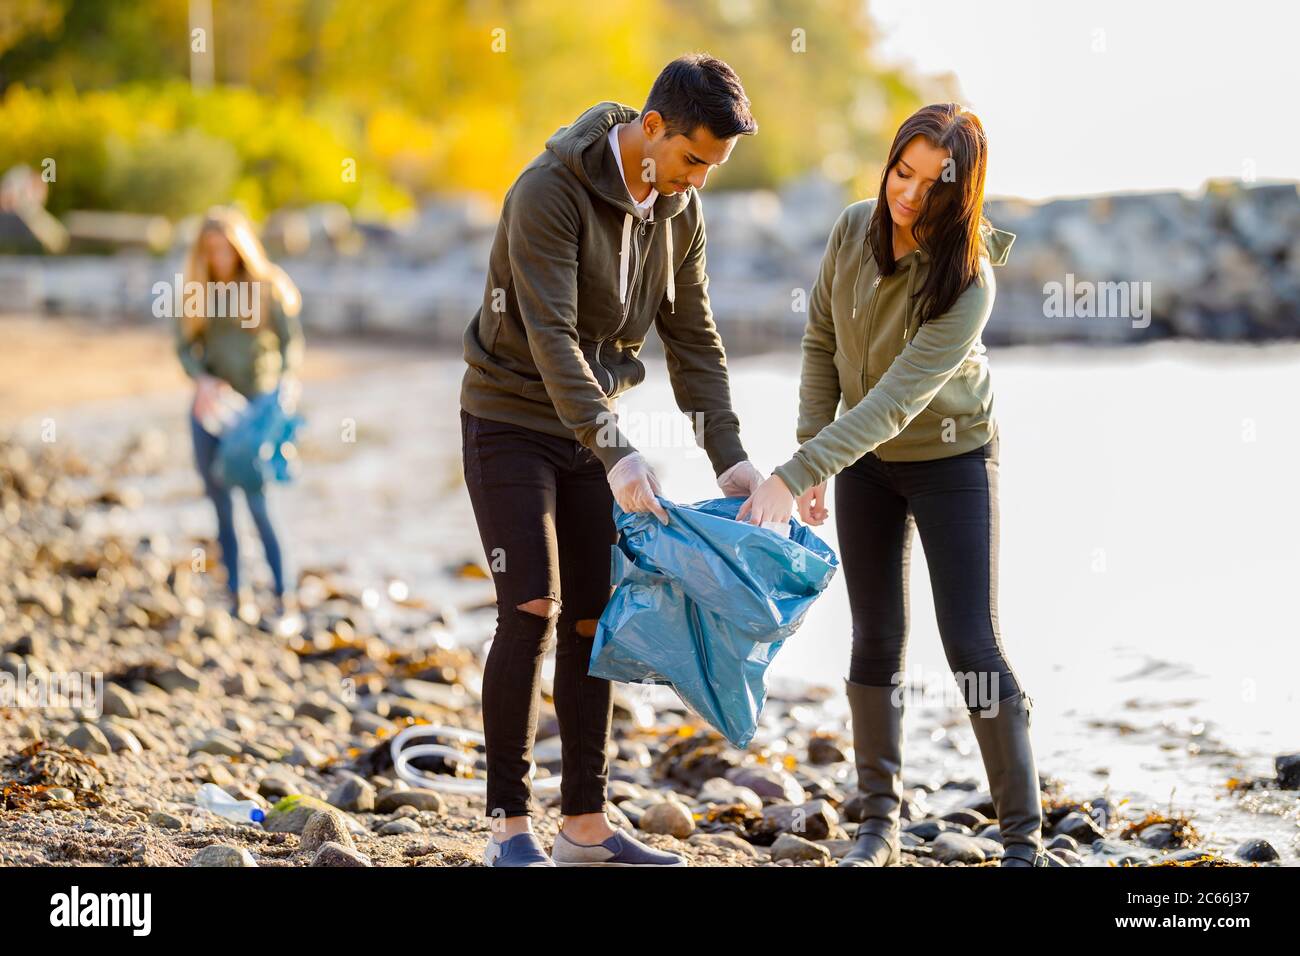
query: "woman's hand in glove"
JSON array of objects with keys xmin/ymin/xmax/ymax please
[
  {"xmin": 737, "ymin": 474, "xmax": 795, "ymax": 526},
  {"xmin": 716, "ymin": 459, "xmax": 765, "ymax": 498},
  {"xmin": 607, "ymin": 452, "xmax": 670, "ymax": 525}
]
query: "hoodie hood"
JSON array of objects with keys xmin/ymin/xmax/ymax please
[
  {"xmin": 545, "ymin": 101, "xmax": 693, "ymax": 222},
  {"xmin": 546, "ymin": 101, "xmax": 694, "ymax": 313},
  {"xmin": 980, "ymin": 220, "xmax": 1015, "ymax": 266},
  {"xmin": 901, "ymin": 217, "xmax": 1016, "ymax": 270}
]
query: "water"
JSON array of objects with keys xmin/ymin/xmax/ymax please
[
  {"xmin": 618, "ymin": 342, "xmax": 1300, "ymax": 860},
  {"xmin": 27, "ymin": 340, "xmax": 1300, "ymax": 861}
]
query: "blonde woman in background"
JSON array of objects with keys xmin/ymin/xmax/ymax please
[{"xmin": 175, "ymin": 207, "xmax": 304, "ymax": 623}]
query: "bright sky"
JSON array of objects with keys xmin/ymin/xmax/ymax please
[{"xmin": 868, "ymin": 0, "xmax": 1300, "ymax": 200}]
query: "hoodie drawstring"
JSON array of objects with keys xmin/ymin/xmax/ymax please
[
  {"xmin": 665, "ymin": 222, "xmax": 675, "ymax": 313},
  {"xmin": 617, "ymin": 213, "xmax": 632, "ymax": 306},
  {"xmin": 617, "ymin": 210, "xmax": 676, "ymax": 314}
]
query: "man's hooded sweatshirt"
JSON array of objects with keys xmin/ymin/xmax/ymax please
[{"xmin": 460, "ymin": 101, "xmax": 748, "ymax": 476}]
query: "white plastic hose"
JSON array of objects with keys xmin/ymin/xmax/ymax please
[{"xmin": 389, "ymin": 724, "xmax": 561, "ymax": 794}]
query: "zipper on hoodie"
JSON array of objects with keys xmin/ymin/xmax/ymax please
[
  {"xmin": 595, "ymin": 216, "xmax": 649, "ymax": 394},
  {"xmin": 860, "ymin": 273, "xmax": 883, "ymax": 392}
]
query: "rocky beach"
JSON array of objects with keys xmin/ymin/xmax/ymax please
[{"xmin": 1, "ymin": 318, "xmax": 1296, "ymax": 868}]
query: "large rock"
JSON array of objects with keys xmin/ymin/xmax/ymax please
[
  {"xmin": 931, "ymin": 832, "xmax": 988, "ymax": 865},
  {"xmin": 312, "ymin": 841, "xmax": 371, "ymax": 867},
  {"xmin": 638, "ymin": 800, "xmax": 695, "ymax": 838},
  {"xmin": 328, "ymin": 776, "xmax": 376, "ymax": 813},
  {"xmin": 375, "ymin": 787, "xmax": 445, "ymax": 814},
  {"xmin": 189, "ymin": 844, "xmax": 257, "ymax": 867},
  {"xmin": 769, "ymin": 833, "xmax": 830, "ymax": 863},
  {"xmin": 301, "ymin": 810, "xmax": 355, "ymax": 852},
  {"xmin": 64, "ymin": 723, "xmax": 111, "ymax": 755},
  {"xmin": 263, "ymin": 795, "xmax": 345, "ymax": 835}
]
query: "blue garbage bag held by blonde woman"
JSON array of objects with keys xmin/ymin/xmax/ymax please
[
  {"xmin": 212, "ymin": 385, "xmax": 305, "ymax": 494},
  {"xmin": 589, "ymin": 496, "xmax": 839, "ymax": 747}
]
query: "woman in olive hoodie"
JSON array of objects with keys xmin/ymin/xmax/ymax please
[
  {"xmin": 175, "ymin": 207, "xmax": 304, "ymax": 624},
  {"xmin": 741, "ymin": 104, "xmax": 1058, "ymax": 867}
]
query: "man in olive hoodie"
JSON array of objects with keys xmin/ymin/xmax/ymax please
[{"xmin": 460, "ymin": 54, "xmax": 764, "ymax": 867}]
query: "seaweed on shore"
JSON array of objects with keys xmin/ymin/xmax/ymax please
[
  {"xmin": 1119, "ymin": 810, "xmax": 1200, "ymax": 849},
  {"xmin": 1, "ymin": 741, "xmax": 110, "ymax": 811}
]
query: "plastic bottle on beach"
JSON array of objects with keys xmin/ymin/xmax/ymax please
[{"xmin": 195, "ymin": 783, "xmax": 266, "ymax": 824}]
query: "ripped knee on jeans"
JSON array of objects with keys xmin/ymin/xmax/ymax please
[{"xmin": 517, "ymin": 597, "xmax": 561, "ymax": 619}]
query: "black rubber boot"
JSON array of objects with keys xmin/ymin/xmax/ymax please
[
  {"xmin": 967, "ymin": 692, "xmax": 1055, "ymax": 867},
  {"xmin": 839, "ymin": 680, "xmax": 904, "ymax": 867}
]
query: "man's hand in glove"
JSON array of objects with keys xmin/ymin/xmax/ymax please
[
  {"xmin": 716, "ymin": 459, "xmax": 765, "ymax": 499},
  {"xmin": 607, "ymin": 452, "xmax": 670, "ymax": 525}
]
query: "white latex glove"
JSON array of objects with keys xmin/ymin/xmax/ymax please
[
  {"xmin": 607, "ymin": 452, "xmax": 670, "ymax": 525},
  {"xmin": 717, "ymin": 459, "xmax": 765, "ymax": 498}
]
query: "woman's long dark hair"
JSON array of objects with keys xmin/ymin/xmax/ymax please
[{"xmin": 868, "ymin": 103, "xmax": 991, "ymax": 327}]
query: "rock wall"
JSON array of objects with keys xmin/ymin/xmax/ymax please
[{"xmin": 1, "ymin": 178, "xmax": 1295, "ymax": 352}]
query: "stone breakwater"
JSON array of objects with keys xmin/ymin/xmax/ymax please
[
  {"xmin": 1, "ymin": 178, "xmax": 1296, "ymax": 353},
  {"xmin": 0, "ymin": 436, "xmax": 1294, "ymax": 867}
]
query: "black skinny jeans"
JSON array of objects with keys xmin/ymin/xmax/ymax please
[
  {"xmin": 836, "ymin": 432, "xmax": 1025, "ymax": 711},
  {"xmin": 460, "ymin": 409, "xmax": 615, "ymax": 819}
]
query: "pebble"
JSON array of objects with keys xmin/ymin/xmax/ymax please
[
  {"xmin": 1052, "ymin": 811, "xmax": 1106, "ymax": 843},
  {"xmin": 311, "ymin": 841, "xmax": 371, "ymax": 867},
  {"xmin": 807, "ymin": 735, "xmax": 846, "ymax": 765},
  {"xmin": 1275, "ymin": 753, "xmax": 1300, "ymax": 789},
  {"xmin": 263, "ymin": 795, "xmax": 340, "ymax": 835},
  {"xmin": 726, "ymin": 766, "xmax": 805, "ymax": 804},
  {"xmin": 638, "ymin": 800, "xmax": 695, "ymax": 838},
  {"xmin": 375, "ymin": 788, "xmax": 445, "ymax": 814},
  {"xmin": 759, "ymin": 800, "xmax": 840, "ymax": 841},
  {"xmin": 689, "ymin": 832, "xmax": 760, "ymax": 857},
  {"xmin": 1235, "ymin": 839, "xmax": 1279, "ymax": 863},
  {"xmin": 941, "ymin": 808, "xmax": 989, "ymax": 830},
  {"xmin": 697, "ymin": 777, "xmax": 763, "ymax": 812},
  {"xmin": 148, "ymin": 811, "xmax": 184, "ymax": 829},
  {"xmin": 64, "ymin": 723, "xmax": 112, "ymax": 755},
  {"xmin": 98, "ymin": 722, "xmax": 143, "ymax": 755},
  {"xmin": 189, "ymin": 844, "xmax": 257, "ymax": 867},
  {"xmin": 350, "ymin": 711, "xmax": 395, "ymax": 736},
  {"xmin": 286, "ymin": 742, "xmax": 327, "ymax": 768},
  {"xmin": 769, "ymin": 832, "xmax": 830, "ymax": 863},
  {"xmin": 1137, "ymin": 823, "xmax": 1177, "ymax": 849},
  {"xmin": 328, "ymin": 776, "xmax": 377, "ymax": 813},
  {"xmin": 301, "ymin": 810, "xmax": 355, "ymax": 852},
  {"xmin": 189, "ymin": 733, "xmax": 242, "ymax": 758},
  {"xmin": 101, "ymin": 684, "xmax": 140, "ymax": 719},
  {"xmin": 379, "ymin": 818, "xmax": 423, "ymax": 836},
  {"xmin": 155, "ymin": 662, "xmax": 203, "ymax": 694},
  {"xmin": 931, "ymin": 832, "xmax": 987, "ymax": 864},
  {"xmin": 906, "ymin": 819, "xmax": 970, "ymax": 841}
]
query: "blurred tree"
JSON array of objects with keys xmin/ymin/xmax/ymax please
[{"xmin": 0, "ymin": 0, "xmax": 953, "ymax": 205}]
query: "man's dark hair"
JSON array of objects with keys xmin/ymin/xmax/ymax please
[{"xmin": 642, "ymin": 53, "xmax": 757, "ymax": 140}]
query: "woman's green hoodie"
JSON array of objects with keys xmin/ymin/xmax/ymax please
[
  {"xmin": 175, "ymin": 295, "xmax": 304, "ymax": 399},
  {"xmin": 772, "ymin": 199, "xmax": 1015, "ymax": 498}
]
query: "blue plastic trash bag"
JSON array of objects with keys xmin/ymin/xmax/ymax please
[
  {"xmin": 212, "ymin": 387, "xmax": 304, "ymax": 493},
  {"xmin": 588, "ymin": 496, "xmax": 839, "ymax": 748}
]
